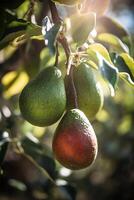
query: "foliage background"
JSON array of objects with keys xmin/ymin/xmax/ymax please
[{"xmin": 0, "ymin": 0, "xmax": 134, "ymax": 200}]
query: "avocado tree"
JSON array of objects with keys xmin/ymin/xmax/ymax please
[{"xmin": 0, "ymin": 0, "xmax": 134, "ymax": 199}]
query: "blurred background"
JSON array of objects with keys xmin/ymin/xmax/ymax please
[
  {"xmin": 110, "ymin": 0, "xmax": 134, "ymax": 33},
  {"xmin": 0, "ymin": 0, "xmax": 134, "ymax": 200}
]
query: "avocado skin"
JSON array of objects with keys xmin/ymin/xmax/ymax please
[
  {"xmin": 73, "ymin": 63, "xmax": 104, "ymax": 120},
  {"xmin": 19, "ymin": 67, "xmax": 66, "ymax": 127},
  {"xmin": 53, "ymin": 109, "xmax": 98, "ymax": 170}
]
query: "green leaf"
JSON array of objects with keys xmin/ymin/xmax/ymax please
[
  {"xmin": 86, "ymin": 48, "xmax": 100, "ymax": 68},
  {"xmin": 0, "ymin": 11, "xmax": 42, "ymax": 50},
  {"xmin": 88, "ymin": 43, "xmax": 113, "ymax": 64},
  {"xmin": 100, "ymin": 59, "xmax": 119, "ymax": 93},
  {"xmin": 0, "ymin": 132, "xmax": 10, "ymax": 166},
  {"xmin": 26, "ymin": 23, "xmax": 42, "ymax": 39},
  {"xmin": 119, "ymin": 72, "xmax": 134, "ymax": 88},
  {"xmin": 70, "ymin": 12, "xmax": 96, "ymax": 45},
  {"xmin": 42, "ymin": 17, "xmax": 61, "ymax": 55},
  {"xmin": 112, "ymin": 53, "xmax": 134, "ymax": 82},
  {"xmin": 120, "ymin": 53, "xmax": 134, "ymax": 77},
  {"xmin": 113, "ymin": 53, "xmax": 134, "ymax": 88},
  {"xmin": 97, "ymin": 33, "xmax": 129, "ymax": 53},
  {"xmin": 0, "ymin": 11, "xmax": 28, "ymax": 40},
  {"xmin": 0, "ymin": 31, "xmax": 26, "ymax": 50},
  {"xmin": 97, "ymin": 16, "xmax": 129, "ymax": 38},
  {"xmin": 87, "ymin": 48, "xmax": 119, "ymax": 95},
  {"xmin": 0, "ymin": 21, "xmax": 42, "ymax": 50},
  {"xmin": 46, "ymin": 23, "xmax": 61, "ymax": 55},
  {"xmin": 4, "ymin": 19, "xmax": 29, "ymax": 35}
]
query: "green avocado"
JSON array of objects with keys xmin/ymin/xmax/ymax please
[
  {"xmin": 73, "ymin": 63, "xmax": 104, "ymax": 120},
  {"xmin": 19, "ymin": 67, "xmax": 66, "ymax": 127}
]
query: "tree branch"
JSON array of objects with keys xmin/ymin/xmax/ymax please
[
  {"xmin": 48, "ymin": 0, "xmax": 71, "ymax": 61},
  {"xmin": 48, "ymin": 0, "xmax": 61, "ymax": 23},
  {"xmin": 48, "ymin": 0, "xmax": 78, "ymax": 109}
]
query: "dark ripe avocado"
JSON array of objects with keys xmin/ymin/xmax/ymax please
[{"xmin": 53, "ymin": 109, "xmax": 98, "ymax": 170}]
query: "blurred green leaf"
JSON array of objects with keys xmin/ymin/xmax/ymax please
[
  {"xmin": 117, "ymin": 115, "xmax": 132, "ymax": 135},
  {"xmin": 88, "ymin": 43, "xmax": 113, "ymax": 64},
  {"xmin": 97, "ymin": 33, "xmax": 129, "ymax": 53},
  {"xmin": 1, "ymin": 71, "xmax": 29, "ymax": 99},
  {"xmin": 86, "ymin": 48, "xmax": 100, "ymax": 68},
  {"xmin": 0, "ymin": 30, "xmax": 26, "ymax": 50},
  {"xmin": 4, "ymin": 19, "xmax": 29, "ymax": 35},
  {"xmin": 87, "ymin": 48, "xmax": 118, "ymax": 95},
  {"xmin": 0, "ymin": 14, "xmax": 42, "ymax": 50},
  {"xmin": 119, "ymin": 72, "xmax": 134, "ymax": 88},
  {"xmin": 111, "ymin": 53, "xmax": 134, "ymax": 84},
  {"xmin": 100, "ymin": 59, "xmax": 119, "ymax": 95},
  {"xmin": 97, "ymin": 16, "xmax": 129, "ymax": 38},
  {"xmin": 70, "ymin": 12, "xmax": 96, "ymax": 45},
  {"xmin": 16, "ymin": 0, "xmax": 30, "ymax": 19},
  {"xmin": 120, "ymin": 53, "xmax": 134, "ymax": 77}
]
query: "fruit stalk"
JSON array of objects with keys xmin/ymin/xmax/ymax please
[
  {"xmin": 54, "ymin": 42, "xmax": 59, "ymax": 66},
  {"xmin": 65, "ymin": 65, "xmax": 78, "ymax": 109}
]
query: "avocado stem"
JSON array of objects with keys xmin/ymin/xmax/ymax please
[
  {"xmin": 70, "ymin": 65, "xmax": 78, "ymax": 108},
  {"xmin": 55, "ymin": 42, "xmax": 59, "ymax": 66},
  {"xmin": 66, "ymin": 65, "xmax": 78, "ymax": 109}
]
